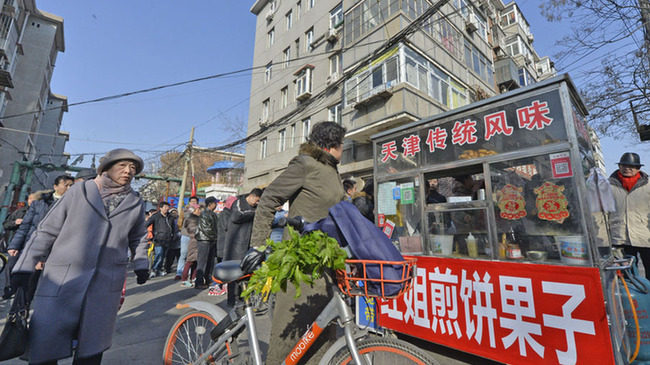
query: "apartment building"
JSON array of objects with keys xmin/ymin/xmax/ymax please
[
  {"xmin": 0, "ymin": 1, "xmax": 66, "ymax": 195},
  {"xmin": 244, "ymin": 0, "xmax": 555, "ymax": 189}
]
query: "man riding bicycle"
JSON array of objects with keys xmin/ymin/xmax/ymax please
[{"xmin": 250, "ymin": 121, "xmax": 346, "ymax": 364}]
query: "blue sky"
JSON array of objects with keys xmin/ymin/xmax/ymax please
[{"xmin": 43, "ymin": 1, "xmax": 649, "ymax": 174}]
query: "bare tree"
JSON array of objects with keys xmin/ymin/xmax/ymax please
[{"xmin": 541, "ymin": 0, "xmax": 650, "ymax": 137}]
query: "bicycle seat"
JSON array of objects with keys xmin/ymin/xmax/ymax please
[{"xmin": 213, "ymin": 260, "xmax": 245, "ymax": 283}]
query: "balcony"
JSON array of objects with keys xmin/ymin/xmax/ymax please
[
  {"xmin": 0, "ymin": 68, "xmax": 13, "ymax": 88},
  {"xmin": 494, "ymin": 58, "xmax": 519, "ymax": 92},
  {"xmin": 353, "ymin": 84, "xmax": 393, "ymax": 109}
]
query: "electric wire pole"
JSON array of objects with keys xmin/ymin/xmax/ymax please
[{"xmin": 177, "ymin": 127, "xmax": 194, "ymax": 226}]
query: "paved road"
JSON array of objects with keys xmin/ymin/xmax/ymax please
[{"xmin": 0, "ymin": 265, "xmax": 497, "ymax": 364}]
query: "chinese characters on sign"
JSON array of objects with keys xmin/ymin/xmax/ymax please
[
  {"xmin": 378, "ymin": 256, "xmax": 613, "ymax": 365},
  {"xmin": 379, "ymin": 99, "xmax": 555, "ymax": 163}
]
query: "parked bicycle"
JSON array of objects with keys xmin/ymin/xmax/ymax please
[{"xmin": 163, "ymin": 218, "xmax": 437, "ymax": 365}]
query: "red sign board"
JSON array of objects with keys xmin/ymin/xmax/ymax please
[{"xmin": 378, "ymin": 256, "xmax": 614, "ymax": 365}]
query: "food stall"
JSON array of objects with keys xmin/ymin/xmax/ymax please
[{"xmin": 369, "ymin": 74, "xmax": 629, "ymax": 364}]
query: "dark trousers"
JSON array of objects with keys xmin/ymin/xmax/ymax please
[
  {"xmin": 164, "ymin": 248, "xmax": 180, "ymax": 274},
  {"xmin": 195, "ymin": 241, "xmax": 215, "ymax": 287},
  {"xmin": 31, "ymin": 352, "xmax": 103, "ymax": 365},
  {"xmin": 620, "ymin": 245, "xmax": 650, "ymax": 280}
]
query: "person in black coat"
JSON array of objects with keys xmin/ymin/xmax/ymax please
[
  {"xmin": 147, "ymin": 201, "xmax": 178, "ymax": 277},
  {"xmin": 224, "ymin": 188, "xmax": 262, "ymax": 306},
  {"xmin": 352, "ymin": 179, "xmax": 375, "ymax": 222},
  {"xmin": 195, "ymin": 197, "xmax": 219, "ymax": 289}
]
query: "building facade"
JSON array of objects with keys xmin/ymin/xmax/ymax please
[
  {"xmin": 0, "ymin": 0, "xmax": 66, "ymax": 197},
  {"xmin": 244, "ymin": 0, "xmax": 556, "ymax": 189}
]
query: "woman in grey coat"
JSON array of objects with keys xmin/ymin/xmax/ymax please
[{"xmin": 12, "ymin": 148, "xmax": 150, "ymax": 365}]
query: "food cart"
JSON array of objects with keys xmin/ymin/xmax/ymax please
[{"xmin": 369, "ymin": 74, "xmax": 630, "ymax": 364}]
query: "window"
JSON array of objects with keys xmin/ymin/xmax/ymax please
[
  {"xmin": 330, "ymin": 3, "xmax": 343, "ymax": 29},
  {"xmin": 328, "ymin": 103, "xmax": 342, "ymax": 125},
  {"xmin": 329, "ymin": 53, "xmax": 341, "ymax": 75},
  {"xmin": 295, "ymin": 38, "xmax": 300, "ymax": 58},
  {"xmin": 278, "ymin": 129, "xmax": 287, "ymax": 152},
  {"xmin": 265, "ymin": 62, "xmax": 272, "ymax": 83},
  {"xmin": 296, "ymin": 1, "xmax": 301, "ymax": 18},
  {"xmin": 269, "ymin": 0, "xmax": 276, "ymax": 12},
  {"xmin": 260, "ymin": 138, "xmax": 268, "ymax": 159},
  {"xmin": 281, "ymin": 86, "xmax": 288, "ymax": 108},
  {"xmin": 286, "ymin": 10, "xmax": 293, "ymax": 30},
  {"xmin": 295, "ymin": 67, "xmax": 313, "ymax": 99},
  {"xmin": 302, "ymin": 118, "xmax": 311, "ymax": 142},
  {"xmin": 305, "ymin": 28, "xmax": 314, "ymax": 52},
  {"xmin": 283, "ymin": 47, "xmax": 291, "ymax": 68},
  {"xmin": 268, "ymin": 28, "xmax": 275, "ymax": 47},
  {"xmin": 309, "ymin": 0, "xmax": 315, "ymax": 9},
  {"xmin": 262, "ymin": 98, "xmax": 270, "ymax": 121},
  {"xmin": 344, "ymin": 47, "xmax": 399, "ymax": 106},
  {"xmin": 291, "ymin": 123, "xmax": 296, "ymax": 147}
]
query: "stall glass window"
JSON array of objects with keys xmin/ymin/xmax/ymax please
[
  {"xmin": 376, "ymin": 177, "xmax": 423, "ymax": 254},
  {"xmin": 376, "ymin": 133, "xmax": 420, "ymax": 175},
  {"xmin": 489, "ymin": 153, "xmax": 589, "ymax": 265},
  {"xmin": 424, "ymin": 166, "xmax": 490, "ymax": 258}
]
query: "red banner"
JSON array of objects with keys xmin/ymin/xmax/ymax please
[{"xmin": 378, "ymin": 256, "xmax": 614, "ymax": 365}]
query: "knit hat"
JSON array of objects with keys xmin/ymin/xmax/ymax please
[
  {"xmin": 97, "ymin": 148, "xmax": 144, "ymax": 175},
  {"xmin": 74, "ymin": 168, "xmax": 97, "ymax": 181}
]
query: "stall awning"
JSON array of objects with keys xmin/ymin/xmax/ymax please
[{"xmin": 206, "ymin": 160, "xmax": 244, "ymax": 173}]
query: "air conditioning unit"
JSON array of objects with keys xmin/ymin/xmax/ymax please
[
  {"xmin": 327, "ymin": 72, "xmax": 340, "ymax": 85},
  {"xmin": 527, "ymin": 33, "xmax": 534, "ymax": 43},
  {"xmin": 265, "ymin": 9, "xmax": 274, "ymax": 21},
  {"xmin": 296, "ymin": 90, "xmax": 312, "ymax": 101},
  {"xmin": 326, "ymin": 28, "xmax": 339, "ymax": 42},
  {"xmin": 465, "ymin": 14, "xmax": 479, "ymax": 33}
]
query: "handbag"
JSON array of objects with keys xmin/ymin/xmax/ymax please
[{"xmin": 0, "ymin": 286, "xmax": 29, "ymax": 360}]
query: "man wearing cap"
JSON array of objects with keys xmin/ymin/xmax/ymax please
[
  {"xmin": 609, "ymin": 152, "xmax": 650, "ymax": 278},
  {"xmin": 12, "ymin": 148, "xmax": 150, "ymax": 364}
]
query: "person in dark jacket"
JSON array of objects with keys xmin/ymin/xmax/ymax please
[
  {"xmin": 194, "ymin": 197, "xmax": 219, "ymax": 289},
  {"xmin": 180, "ymin": 204, "xmax": 200, "ymax": 287},
  {"xmin": 7, "ymin": 175, "xmax": 74, "ymax": 301},
  {"xmin": 164, "ymin": 208, "xmax": 182, "ymax": 276},
  {"xmin": 225, "ymin": 188, "xmax": 262, "ymax": 306},
  {"xmin": 352, "ymin": 179, "xmax": 374, "ymax": 222},
  {"xmin": 2, "ymin": 198, "xmax": 30, "ymax": 299},
  {"xmin": 147, "ymin": 201, "xmax": 178, "ymax": 277},
  {"xmin": 216, "ymin": 195, "xmax": 237, "ymax": 263}
]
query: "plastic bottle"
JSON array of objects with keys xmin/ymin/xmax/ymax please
[
  {"xmin": 499, "ymin": 233, "xmax": 507, "ymax": 258},
  {"xmin": 467, "ymin": 232, "xmax": 478, "ymax": 258}
]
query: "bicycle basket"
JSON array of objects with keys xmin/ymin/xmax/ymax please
[{"xmin": 336, "ymin": 258, "xmax": 417, "ymax": 299}]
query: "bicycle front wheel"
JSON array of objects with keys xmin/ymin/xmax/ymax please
[
  {"xmin": 329, "ymin": 337, "xmax": 439, "ymax": 365},
  {"xmin": 163, "ymin": 310, "xmax": 232, "ymax": 365}
]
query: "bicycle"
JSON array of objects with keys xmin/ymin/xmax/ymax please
[{"xmin": 163, "ymin": 220, "xmax": 438, "ymax": 364}]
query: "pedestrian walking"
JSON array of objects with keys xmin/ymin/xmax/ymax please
[
  {"xmin": 176, "ymin": 196, "xmax": 199, "ymax": 280},
  {"xmin": 224, "ymin": 189, "xmax": 261, "ymax": 306},
  {"xmin": 194, "ymin": 197, "xmax": 219, "ymax": 289},
  {"xmin": 11, "ymin": 148, "xmax": 150, "ymax": 364},
  {"xmin": 147, "ymin": 201, "xmax": 177, "ymax": 277},
  {"xmin": 609, "ymin": 152, "xmax": 650, "ymax": 277}
]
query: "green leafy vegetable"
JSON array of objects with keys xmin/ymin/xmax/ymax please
[{"xmin": 242, "ymin": 227, "xmax": 347, "ymax": 299}]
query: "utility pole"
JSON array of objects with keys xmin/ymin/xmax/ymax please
[
  {"xmin": 177, "ymin": 127, "xmax": 195, "ymax": 227},
  {"xmin": 639, "ymin": 0, "xmax": 650, "ymax": 45}
]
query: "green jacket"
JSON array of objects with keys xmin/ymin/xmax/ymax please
[{"xmin": 250, "ymin": 142, "xmax": 345, "ymax": 247}]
